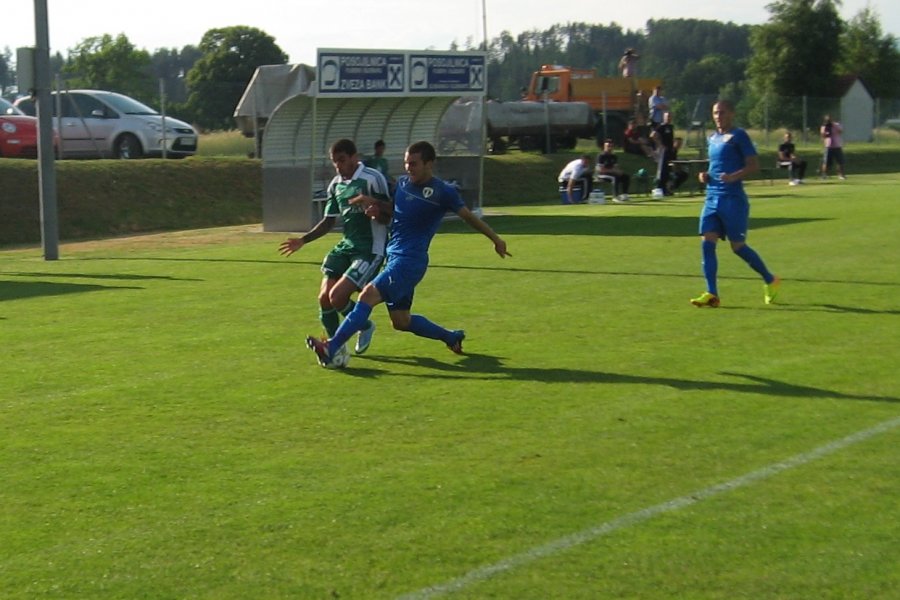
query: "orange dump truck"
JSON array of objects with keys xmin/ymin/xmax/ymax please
[{"xmin": 523, "ymin": 64, "xmax": 662, "ymax": 144}]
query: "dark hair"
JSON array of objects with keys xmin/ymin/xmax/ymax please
[
  {"xmin": 330, "ymin": 138, "xmax": 357, "ymax": 156},
  {"xmin": 407, "ymin": 141, "xmax": 436, "ymax": 162},
  {"xmin": 374, "ymin": 139, "xmax": 385, "ymax": 150},
  {"xmin": 714, "ymin": 98, "xmax": 736, "ymax": 112}
]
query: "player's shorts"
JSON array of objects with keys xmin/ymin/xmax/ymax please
[
  {"xmin": 321, "ymin": 248, "xmax": 384, "ymax": 289},
  {"xmin": 372, "ymin": 254, "xmax": 428, "ymax": 312},
  {"xmin": 823, "ymin": 147, "xmax": 844, "ymax": 168},
  {"xmin": 699, "ymin": 195, "xmax": 749, "ymax": 243}
]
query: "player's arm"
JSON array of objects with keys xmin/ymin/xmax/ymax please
[
  {"xmin": 278, "ymin": 216, "xmax": 336, "ymax": 256},
  {"xmin": 720, "ymin": 155, "xmax": 760, "ymax": 184},
  {"xmin": 457, "ymin": 206, "xmax": 511, "ymax": 258},
  {"xmin": 350, "ymin": 193, "xmax": 393, "ymax": 224}
]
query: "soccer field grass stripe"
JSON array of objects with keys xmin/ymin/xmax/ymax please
[{"xmin": 397, "ymin": 415, "xmax": 900, "ymax": 599}]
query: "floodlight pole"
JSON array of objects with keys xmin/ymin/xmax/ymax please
[{"xmin": 34, "ymin": 0, "xmax": 59, "ymax": 260}]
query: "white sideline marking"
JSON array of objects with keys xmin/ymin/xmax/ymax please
[{"xmin": 398, "ymin": 416, "xmax": 900, "ymax": 599}]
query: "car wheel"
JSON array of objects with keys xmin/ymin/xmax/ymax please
[{"xmin": 115, "ymin": 134, "xmax": 143, "ymax": 159}]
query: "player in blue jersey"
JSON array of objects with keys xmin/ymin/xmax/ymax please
[
  {"xmin": 691, "ymin": 100, "xmax": 780, "ymax": 308},
  {"xmin": 306, "ymin": 140, "xmax": 510, "ymax": 368}
]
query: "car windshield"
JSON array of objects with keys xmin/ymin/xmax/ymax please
[
  {"xmin": 0, "ymin": 98, "xmax": 24, "ymax": 116},
  {"xmin": 100, "ymin": 93, "xmax": 158, "ymax": 116}
]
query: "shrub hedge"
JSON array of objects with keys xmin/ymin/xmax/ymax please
[{"xmin": 1, "ymin": 158, "xmax": 262, "ymax": 246}]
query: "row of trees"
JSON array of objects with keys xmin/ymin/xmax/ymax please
[
  {"xmin": 484, "ymin": 1, "xmax": 900, "ymax": 129},
  {"xmin": 2, "ymin": 0, "xmax": 898, "ymax": 132},
  {"xmin": 1, "ymin": 25, "xmax": 286, "ymax": 131}
]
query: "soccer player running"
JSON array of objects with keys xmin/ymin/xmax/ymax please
[
  {"xmin": 691, "ymin": 100, "xmax": 780, "ymax": 308},
  {"xmin": 279, "ymin": 138, "xmax": 391, "ymax": 360},
  {"xmin": 307, "ymin": 140, "xmax": 510, "ymax": 368}
]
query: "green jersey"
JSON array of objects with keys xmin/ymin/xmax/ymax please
[
  {"xmin": 364, "ymin": 156, "xmax": 390, "ymax": 178},
  {"xmin": 324, "ymin": 163, "xmax": 391, "ymax": 255}
]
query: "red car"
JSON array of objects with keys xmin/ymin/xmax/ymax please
[{"xmin": 0, "ymin": 97, "xmax": 50, "ymax": 158}]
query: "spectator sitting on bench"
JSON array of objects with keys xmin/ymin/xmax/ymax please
[
  {"xmin": 558, "ymin": 154, "xmax": 594, "ymax": 204},
  {"xmin": 778, "ymin": 131, "xmax": 807, "ymax": 185},
  {"xmin": 623, "ymin": 115, "xmax": 654, "ymax": 158},
  {"xmin": 597, "ymin": 139, "xmax": 631, "ymax": 202}
]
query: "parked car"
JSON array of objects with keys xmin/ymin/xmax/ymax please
[
  {"xmin": 0, "ymin": 97, "xmax": 43, "ymax": 158},
  {"xmin": 14, "ymin": 90, "xmax": 197, "ymax": 159}
]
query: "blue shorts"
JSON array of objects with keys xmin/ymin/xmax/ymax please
[
  {"xmin": 373, "ymin": 255, "xmax": 428, "ymax": 312},
  {"xmin": 699, "ymin": 195, "xmax": 749, "ymax": 242}
]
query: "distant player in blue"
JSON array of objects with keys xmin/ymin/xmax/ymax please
[
  {"xmin": 307, "ymin": 140, "xmax": 511, "ymax": 368},
  {"xmin": 691, "ymin": 100, "xmax": 780, "ymax": 308}
]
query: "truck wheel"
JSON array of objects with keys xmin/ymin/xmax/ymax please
[
  {"xmin": 489, "ymin": 138, "xmax": 507, "ymax": 155},
  {"xmin": 519, "ymin": 136, "xmax": 539, "ymax": 152},
  {"xmin": 538, "ymin": 136, "xmax": 558, "ymax": 154}
]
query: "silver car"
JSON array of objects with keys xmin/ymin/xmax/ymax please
[{"xmin": 15, "ymin": 90, "xmax": 197, "ymax": 159}]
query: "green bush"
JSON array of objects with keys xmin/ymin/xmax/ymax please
[{"xmin": 0, "ymin": 158, "xmax": 261, "ymax": 246}]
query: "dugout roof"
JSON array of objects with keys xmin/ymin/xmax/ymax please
[{"xmin": 258, "ymin": 49, "xmax": 487, "ymax": 232}]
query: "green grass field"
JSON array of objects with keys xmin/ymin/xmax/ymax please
[{"xmin": 2, "ymin": 174, "xmax": 898, "ymax": 599}]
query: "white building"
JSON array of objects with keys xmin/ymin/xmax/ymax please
[{"xmin": 836, "ymin": 75, "xmax": 874, "ymax": 143}]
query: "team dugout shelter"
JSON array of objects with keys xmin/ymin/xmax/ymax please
[{"xmin": 257, "ymin": 48, "xmax": 487, "ymax": 232}]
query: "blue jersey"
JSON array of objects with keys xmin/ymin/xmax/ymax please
[
  {"xmin": 387, "ymin": 175, "xmax": 465, "ymax": 260},
  {"xmin": 705, "ymin": 127, "xmax": 757, "ymax": 204}
]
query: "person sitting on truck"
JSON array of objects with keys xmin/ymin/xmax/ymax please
[
  {"xmin": 558, "ymin": 154, "xmax": 594, "ymax": 204},
  {"xmin": 619, "ymin": 48, "xmax": 639, "ymax": 78},
  {"xmin": 597, "ymin": 139, "xmax": 631, "ymax": 202}
]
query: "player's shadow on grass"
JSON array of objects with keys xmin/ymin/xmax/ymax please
[
  {"xmin": 439, "ymin": 215, "xmax": 825, "ymax": 237},
  {"xmin": 0, "ymin": 280, "xmax": 142, "ymax": 302},
  {"xmin": 1, "ymin": 271, "xmax": 200, "ymax": 282},
  {"xmin": 360, "ymin": 353, "xmax": 898, "ymax": 404},
  {"xmin": 768, "ymin": 302, "xmax": 900, "ymax": 316}
]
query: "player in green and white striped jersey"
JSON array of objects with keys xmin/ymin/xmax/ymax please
[{"xmin": 279, "ymin": 138, "xmax": 392, "ymax": 355}]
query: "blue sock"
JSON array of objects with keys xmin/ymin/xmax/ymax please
[
  {"xmin": 329, "ymin": 301, "xmax": 373, "ymax": 354},
  {"xmin": 408, "ymin": 314, "xmax": 453, "ymax": 343},
  {"xmin": 339, "ymin": 300, "xmax": 373, "ymax": 334},
  {"xmin": 702, "ymin": 239, "xmax": 718, "ymax": 296},
  {"xmin": 735, "ymin": 245, "xmax": 774, "ymax": 283}
]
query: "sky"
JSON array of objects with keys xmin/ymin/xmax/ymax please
[{"xmin": 5, "ymin": 0, "xmax": 898, "ymax": 66}]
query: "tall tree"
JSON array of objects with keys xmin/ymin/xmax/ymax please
[
  {"xmin": 747, "ymin": 0, "xmax": 844, "ymax": 98},
  {"xmin": 839, "ymin": 7, "xmax": 900, "ymax": 98},
  {"xmin": 151, "ymin": 45, "xmax": 202, "ymax": 105},
  {"xmin": 62, "ymin": 34, "xmax": 155, "ymax": 101},
  {"xmin": 185, "ymin": 26, "xmax": 287, "ymax": 131},
  {"xmin": 643, "ymin": 18, "xmax": 751, "ymax": 95}
]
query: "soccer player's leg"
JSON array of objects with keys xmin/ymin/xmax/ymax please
[
  {"xmin": 724, "ymin": 204, "xmax": 779, "ymax": 304},
  {"xmin": 692, "ymin": 209, "xmax": 722, "ymax": 307},
  {"xmin": 342, "ymin": 254, "xmax": 384, "ymax": 354},
  {"xmin": 319, "ymin": 253, "xmax": 351, "ymax": 336},
  {"xmin": 379, "ymin": 257, "xmax": 462, "ymax": 352}
]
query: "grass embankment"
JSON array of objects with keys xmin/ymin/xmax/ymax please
[{"xmin": 0, "ymin": 158, "xmax": 261, "ymax": 245}]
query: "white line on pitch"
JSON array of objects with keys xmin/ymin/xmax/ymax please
[{"xmin": 397, "ymin": 415, "xmax": 900, "ymax": 600}]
